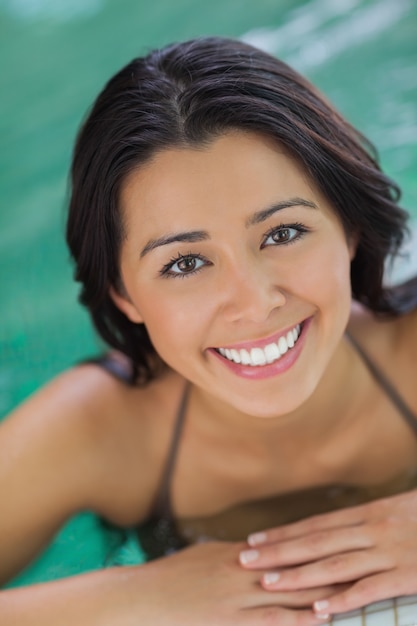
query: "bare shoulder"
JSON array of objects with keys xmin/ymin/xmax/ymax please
[
  {"xmin": 1, "ymin": 358, "xmax": 141, "ymax": 471},
  {"xmin": 0, "ymin": 358, "xmax": 185, "ymax": 583},
  {"xmin": 348, "ymin": 300, "xmax": 417, "ymax": 354},
  {"xmin": 0, "ymin": 361, "xmax": 136, "ymax": 522},
  {"xmin": 14, "ymin": 358, "xmax": 186, "ymax": 523},
  {"xmin": 67, "ymin": 359, "xmax": 188, "ymax": 526},
  {"xmin": 0, "ymin": 362, "xmax": 126, "ymax": 583},
  {"xmin": 348, "ymin": 300, "xmax": 417, "ymax": 410}
]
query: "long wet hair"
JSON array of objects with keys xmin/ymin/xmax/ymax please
[{"xmin": 66, "ymin": 36, "xmax": 416, "ymax": 383}]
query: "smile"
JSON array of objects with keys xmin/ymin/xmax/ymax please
[{"xmin": 216, "ymin": 324, "xmax": 301, "ymax": 367}]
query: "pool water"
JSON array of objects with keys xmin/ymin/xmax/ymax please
[{"xmin": 1, "ymin": 0, "xmax": 416, "ymax": 588}]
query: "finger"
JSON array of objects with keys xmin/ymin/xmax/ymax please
[
  {"xmin": 260, "ymin": 550, "xmax": 393, "ymax": 590},
  {"xmin": 240, "ymin": 526, "xmax": 373, "ymax": 569},
  {"xmin": 255, "ymin": 584, "xmax": 348, "ymax": 609},
  {"xmin": 242, "ymin": 606, "xmax": 331, "ymax": 625},
  {"xmin": 247, "ymin": 506, "xmax": 367, "ymax": 548},
  {"xmin": 313, "ymin": 570, "xmax": 416, "ymax": 616}
]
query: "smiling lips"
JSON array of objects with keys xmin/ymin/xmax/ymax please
[{"xmin": 216, "ymin": 324, "xmax": 302, "ymax": 367}]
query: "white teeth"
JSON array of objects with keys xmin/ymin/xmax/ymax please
[
  {"xmin": 217, "ymin": 323, "xmax": 303, "ymax": 367},
  {"xmin": 250, "ymin": 348, "xmax": 267, "ymax": 366},
  {"xmin": 278, "ymin": 336, "xmax": 288, "ymax": 355},
  {"xmin": 240, "ymin": 349, "xmax": 251, "ymax": 365},
  {"xmin": 264, "ymin": 342, "xmax": 280, "ymax": 364}
]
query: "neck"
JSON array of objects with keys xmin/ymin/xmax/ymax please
[{"xmin": 192, "ymin": 333, "xmax": 365, "ymax": 449}]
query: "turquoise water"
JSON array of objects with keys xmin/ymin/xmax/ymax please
[
  {"xmin": 1, "ymin": 0, "xmax": 416, "ymax": 586},
  {"xmin": 1, "ymin": 0, "xmax": 416, "ymax": 417}
]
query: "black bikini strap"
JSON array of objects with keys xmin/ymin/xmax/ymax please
[
  {"xmin": 151, "ymin": 382, "xmax": 191, "ymax": 518},
  {"xmin": 347, "ymin": 332, "xmax": 417, "ymax": 435}
]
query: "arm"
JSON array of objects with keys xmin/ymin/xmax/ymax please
[
  {"xmin": 0, "ymin": 361, "xmax": 159, "ymax": 584},
  {"xmin": 0, "ymin": 367, "xmax": 104, "ymax": 584},
  {"xmin": 0, "ymin": 565, "xmax": 151, "ymax": 626},
  {"xmin": 0, "ymin": 367, "xmax": 330, "ymax": 625},
  {"xmin": 0, "ymin": 541, "xmax": 334, "ymax": 626}
]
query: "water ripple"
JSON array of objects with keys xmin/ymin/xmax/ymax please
[
  {"xmin": 242, "ymin": 0, "xmax": 413, "ymax": 71},
  {"xmin": 2, "ymin": 0, "xmax": 104, "ymax": 22}
]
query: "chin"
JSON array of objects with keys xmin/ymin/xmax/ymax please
[{"xmin": 229, "ymin": 388, "xmax": 313, "ymax": 420}]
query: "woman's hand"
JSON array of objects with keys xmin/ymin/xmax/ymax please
[
  {"xmin": 239, "ymin": 491, "xmax": 417, "ymax": 618},
  {"xmin": 139, "ymin": 540, "xmax": 336, "ymax": 625},
  {"xmin": 0, "ymin": 540, "xmax": 338, "ymax": 625}
]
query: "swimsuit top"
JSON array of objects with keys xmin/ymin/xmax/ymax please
[{"xmin": 93, "ymin": 334, "xmax": 417, "ymax": 561}]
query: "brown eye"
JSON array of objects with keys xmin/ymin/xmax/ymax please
[
  {"xmin": 263, "ymin": 225, "xmax": 306, "ymax": 248},
  {"xmin": 272, "ymin": 228, "xmax": 292, "ymax": 243},
  {"xmin": 161, "ymin": 253, "xmax": 207, "ymax": 278},
  {"xmin": 177, "ymin": 256, "xmax": 198, "ymax": 272}
]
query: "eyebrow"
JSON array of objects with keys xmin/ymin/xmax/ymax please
[
  {"xmin": 140, "ymin": 197, "xmax": 317, "ymax": 258},
  {"xmin": 140, "ymin": 230, "xmax": 209, "ymax": 258},
  {"xmin": 245, "ymin": 197, "xmax": 318, "ymax": 227}
]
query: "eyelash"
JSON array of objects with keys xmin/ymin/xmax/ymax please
[
  {"xmin": 261, "ymin": 222, "xmax": 309, "ymax": 248},
  {"xmin": 159, "ymin": 222, "xmax": 310, "ymax": 279},
  {"xmin": 159, "ymin": 251, "xmax": 210, "ymax": 279}
]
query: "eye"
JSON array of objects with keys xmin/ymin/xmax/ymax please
[
  {"xmin": 262, "ymin": 223, "xmax": 308, "ymax": 248},
  {"xmin": 160, "ymin": 253, "xmax": 208, "ymax": 278}
]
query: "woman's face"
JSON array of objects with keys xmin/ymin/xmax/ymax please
[{"xmin": 115, "ymin": 131, "xmax": 355, "ymax": 418}]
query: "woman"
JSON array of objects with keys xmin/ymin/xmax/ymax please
[{"xmin": 1, "ymin": 36, "xmax": 416, "ymax": 625}]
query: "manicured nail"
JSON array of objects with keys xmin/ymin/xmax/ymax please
[
  {"xmin": 247, "ymin": 531, "xmax": 267, "ymax": 546},
  {"xmin": 315, "ymin": 613, "xmax": 330, "ymax": 621},
  {"xmin": 263, "ymin": 572, "xmax": 280, "ymax": 585},
  {"xmin": 314, "ymin": 601, "xmax": 329, "ymax": 613},
  {"xmin": 239, "ymin": 549, "xmax": 259, "ymax": 564}
]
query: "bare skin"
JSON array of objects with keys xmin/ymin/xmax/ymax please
[
  {"xmin": 240, "ymin": 306, "xmax": 417, "ymax": 617},
  {"xmin": 1, "ymin": 304, "xmax": 416, "ymax": 623},
  {"xmin": 0, "ymin": 542, "xmax": 345, "ymax": 626},
  {"xmin": 1, "ymin": 132, "xmax": 417, "ymax": 623}
]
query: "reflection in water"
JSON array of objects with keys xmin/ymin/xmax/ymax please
[
  {"xmin": 242, "ymin": 0, "xmax": 413, "ymax": 71},
  {"xmin": 3, "ymin": 0, "xmax": 103, "ymax": 21}
]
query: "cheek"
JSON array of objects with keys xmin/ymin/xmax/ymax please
[
  {"xmin": 137, "ymin": 288, "xmax": 212, "ymax": 358},
  {"xmin": 296, "ymin": 238, "xmax": 352, "ymax": 310},
  {"xmin": 328, "ymin": 240, "xmax": 353, "ymax": 290}
]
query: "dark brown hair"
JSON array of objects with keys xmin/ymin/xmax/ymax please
[{"xmin": 66, "ymin": 36, "xmax": 415, "ymax": 383}]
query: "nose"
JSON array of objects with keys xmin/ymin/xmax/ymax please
[{"xmin": 219, "ymin": 259, "xmax": 287, "ymax": 324}]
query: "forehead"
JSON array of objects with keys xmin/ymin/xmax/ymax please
[{"xmin": 119, "ymin": 131, "xmax": 326, "ymax": 233}]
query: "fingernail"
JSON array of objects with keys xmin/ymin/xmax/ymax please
[
  {"xmin": 314, "ymin": 601, "xmax": 329, "ymax": 612},
  {"xmin": 239, "ymin": 549, "xmax": 259, "ymax": 564},
  {"xmin": 263, "ymin": 572, "xmax": 280, "ymax": 585},
  {"xmin": 247, "ymin": 531, "xmax": 267, "ymax": 546},
  {"xmin": 315, "ymin": 613, "xmax": 330, "ymax": 621}
]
